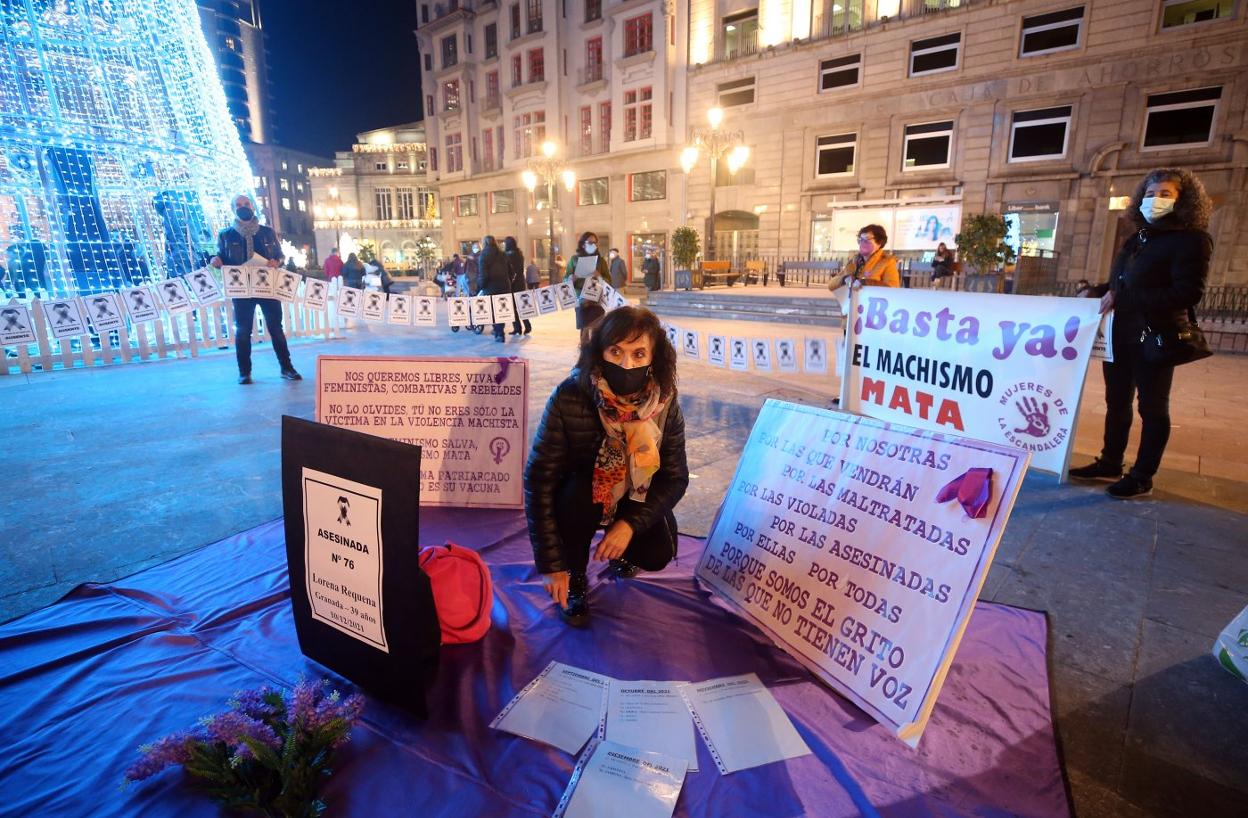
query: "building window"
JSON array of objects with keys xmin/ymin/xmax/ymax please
[
  {"xmin": 600, "ymin": 101, "xmax": 612, "ymax": 153},
  {"xmin": 490, "ymin": 189, "xmax": 515, "ymax": 214},
  {"xmin": 1161, "ymin": 0, "xmax": 1232, "ymax": 28},
  {"xmin": 585, "ymin": 37, "xmax": 604, "ymax": 83},
  {"xmin": 717, "ymin": 77, "xmax": 755, "ymax": 108},
  {"xmin": 441, "ymin": 35, "xmax": 457, "ymax": 69},
  {"xmin": 281, "ymin": 197, "xmax": 290, "ymax": 210},
  {"xmin": 484, "ymin": 23, "xmax": 498, "ymax": 59},
  {"xmin": 514, "ymin": 111, "xmax": 546, "ymax": 159},
  {"xmin": 424, "ymin": 54, "xmax": 432, "ymax": 71},
  {"xmin": 816, "ymin": 133, "xmax": 856, "ymax": 177},
  {"xmin": 457, "ymin": 194, "xmax": 478, "ymax": 217},
  {"xmin": 374, "ymin": 161, "xmax": 388, "ymax": 171},
  {"xmin": 623, "ymin": 87, "xmax": 652, "ymax": 142},
  {"xmin": 629, "ymin": 170, "xmax": 666, "ymax": 202},
  {"xmin": 528, "ymin": 48, "xmax": 544, "ymax": 82},
  {"xmin": 496, "ymin": 126, "xmax": 505, "ymax": 166},
  {"xmin": 722, "ymin": 9, "xmax": 759, "ymax": 60},
  {"xmin": 579, "ymin": 177, "xmax": 609, "ymax": 206},
  {"xmin": 396, "ymin": 161, "xmax": 408, "ymax": 170},
  {"xmin": 533, "ymin": 184, "xmax": 553, "ymax": 210},
  {"xmin": 446, "ymin": 133, "xmax": 463, "ymax": 173},
  {"xmin": 511, "ymin": 54, "xmax": 522, "ymax": 87},
  {"xmin": 526, "ymin": 0, "xmax": 542, "ymax": 33},
  {"xmin": 624, "ymin": 13, "xmax": 653, "ymax": 57},
  {"xmin": 279, "ymin": 178, "xmax": 290, "ymax": 191},
  {"xmin": 819, "ymin": 54, "xmax": 861, "ymax": 92},
  {"xmin": 1019, "ymin": 7, "xmax": 1084, "ymax": 57},
  {"xmin": 812, "ymin": 0, "xmax": 864, "ymax": 36},
  {"xmin": 297, "ymin": 200, "xmax": 307, "ymax": 212},
  {"xmin": 486, "ymin": 71, "xmax": 500, "ymax": 108},
  {"xmin": 375, "ymin": 188, "xmax": 393, "ymax": 220},
  {"xmin": 903, "ymin": 121, "xmax": 954, "ymax": 170},
  {"xmin": 1008, "ymin": 106, "xmax": 1072, "ymax": 162},
  {"xmin": 429, "ymin": 147, "xmax": 437, "ymax": 172},
  {"xmin": 510, "ymin": 3, "xmax": 521, "ymax": 39},
  {"xmin": 586, "ymin": 0, "xmax": 602, "ymax": 22},
  {"xmin": 580, "ymin": 105, "xmax": 593, "ymax": 154},
  {"xmin": 397, "ymin": 188, "xmax": 415, "ymax": 220},
  {"xmin": 297, "ymin": 163, "xmax": 304, "ymax": 173},
  {"xmin": 1142, "ymin": 86, "xmax": 1221, "ymax": 150},
  {"xmin": 281, "ymin": 160, "xmax": 289, "ymax": 171},
  {"xmin": 296, "ymin": 181, "xmax": 305, "ymax": 193},
  {"xmin": 443, "ymin": 80, "xmax": 460, "ymax": 112},
  {"xmin": 482, "ymin": 129, "xmax": 495, "ymax": 172},
  {"xmin": 909, "ymin": 32, "xmax": 960, "ymax": 76},
  {"xmin": 715, "ymin": 153, "xmax": 755, "ymax": 186}
]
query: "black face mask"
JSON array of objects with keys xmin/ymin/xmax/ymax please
[
  {"xmin": 235, "ymin": 207, "xmax": 255, "ymax": 221},
  {"xmin": 601, "ymin": 360, "xmax": 651, "ymax": 395}
]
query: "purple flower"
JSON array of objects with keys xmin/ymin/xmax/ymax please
[
  {"xmin": 204, "ymin": 710, "xmax": 280, "ymax": 756},
  {"xmin": 125, "ymin": 732, "xmax": 196, "ymax": 781},
  {"xmin": 288, "ymin": 679, "xmax": 321, "ymax": 728},
  {"xmin": 229, "ymin": 686, "xmax": 281, "ymax": 721}
]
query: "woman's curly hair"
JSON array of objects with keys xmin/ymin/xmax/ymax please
[{"xmin": 1126, "ymin": 167, "xmax": 1212, "ymax": 231}]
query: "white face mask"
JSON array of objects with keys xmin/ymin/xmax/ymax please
[
  {"xmin": 585, "ymin": 243, "xmax": 597, "ymax": 255},
  {"xmin": 1140, "ymin": 196, "xmax": 1175, "ymax": 223}
]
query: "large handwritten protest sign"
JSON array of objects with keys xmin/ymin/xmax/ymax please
[
  {"xmin": 837, "ymin": 287, "xmax": 1100, "ymax": 475},
  {"xmin": 316, "ymin": 356, "xmax": 528, "ymax": 509},
  {"xmin": 697, "ymin": 400, "xmax": 1028, "ymax": 746}
]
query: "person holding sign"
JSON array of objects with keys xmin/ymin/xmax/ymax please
[
  {"xmin": 565, "ymin": 232, "xmax": 610, "ymax": 346},
  {"xmin": 476, "ymin": 235, "xmax": 511, "ymax": 343},
  {"xmin": 503, "ymin": 236, "xmax": 531, "ymax": 337},
  {"xmin": 1071, "ymin": 168, "xmax": 1213, "ymax": 499},
  {"xmin": 211, "ymin": 194, "xmax": 300, "ymax": 384},
  {"xmin": 832, "ymin": 224, "xmax": 900, "ymax": 289},
  {"xmin": 525, "ymin": 307, "xmax": 688, "ymax": 627}
]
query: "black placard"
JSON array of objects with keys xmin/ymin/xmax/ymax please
[{"xmin": 281, "ymin": 415, "xmax": 439, "ymax": 716}]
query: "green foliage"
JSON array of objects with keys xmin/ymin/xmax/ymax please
[
  {"xmin": 954, "ymin": 214, "xmax": 1016, "ymax": 276},
  {"xmin": 356, "ymin": 241, "xmax": 377, "ymax": 265},
  {"xmin": 415, "ymin": 235, "xmax": 440, "ymax": 269},
  {"xmin": 671, "ymin": 226, "xmax": 700, "ymax": 270}
]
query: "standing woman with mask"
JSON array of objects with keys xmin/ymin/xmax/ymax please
[
  {"xmin": 565, "ymin": 231, "xmax": 610, "ymax": 344},
  {"xmin": 1070, "ymin": 168, "xmax": 1213, "ymax": 498},
  {"xmin": 832, "ymin": 224, "xmax": 900, "ymax": 289},
  {"xmin": 524, "ymin": 307, "xmax": 688, "ymax": 626}
]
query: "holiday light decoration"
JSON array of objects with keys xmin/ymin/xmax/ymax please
[{"xmin": 0, "ymin": 0, "xmax": 255, "ymax": 298}]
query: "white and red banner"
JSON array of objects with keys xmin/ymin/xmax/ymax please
[{"xmin": 836, "ymin": 287, "xmax": 1101, "ymax": 475}]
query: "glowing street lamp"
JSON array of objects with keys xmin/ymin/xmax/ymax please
[
  {"xmin": 313, "ymin": 188, "xmax": 357, "ymax": 256},
  {"xmin": 683, "ymin": 107, "xmax": 748, "ymax": 261},
  {"xmin": 521, "ymin": 140, "xmax": 576, "ymax": 281}
]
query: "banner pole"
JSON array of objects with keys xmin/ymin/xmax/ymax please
[{"xmin": 838, "ymin": 283, "xmax": 859, "ymax": 410}]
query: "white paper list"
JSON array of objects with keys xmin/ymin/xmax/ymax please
[
  {"xmin": 554, "ymin": 740, "xmax": 687, "ymax": 818},
  {"xmin": 678, "ymin": 673, "xmax": 811, "ymax": 774},
  {"xmin": 605, "ymin": 680, "xmax": 698, "ymax": 771},
  {"xmin": 490, "ymin": 661, "xmax": 609, "ymax": 755}
]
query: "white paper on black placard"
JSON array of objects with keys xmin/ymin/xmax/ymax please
[
  {"xmin": 412, "ymin": 296, "xmax": 437, "ymax": 327},
  {"xmin": 605, "ymin": 680, "xmax": 698, "ymax": 771},
  {"xmin": 83, "ymin": 292, "xmax": 125, "ymax": 333},
  {"xmin": 0, "ymin": 301, "xmax": 37, "ymax": 345},
  {"xmin": 554, "ymin": 281, "xmax": 577, "ymax": 309},
  {"xmin": 491, "ymin": 293, "xmax": 516, "ymax": 323},
  {"xmin": 707, "ymin": 335, "xmax": 727, "ymax": 367},
  {"xmin": 42, "ymin": 298, "xmax": 87, "ymax": 339},
  {"xmin": 470, "ymin": 295, "xmax": 494, "ymax": 325},
  {"xmin": 803, "ymin": 337, "xmax": 829, "ymax": 375},
  {"xmin": 447, "ymin": 297, "xmax": 471, "ymax": 326},
  {"xmin": 751, "ymin": 338, "xmax": 773, "ymax": 372},
  {"xmin": 121, "ymin": 286, "xmax": 161, "ymax": 323},
  {"xmin": 553, "ymin": 739, "xmax": 687, "ymax": 818},
  {"xmin": 490, "ymin": 661, "xmax": 609, "ymax": 755},
  {"xmin": 681, "ymin": 330, "xmax": 700, "ymax": 359},
  {"xmin": 387, "ymin": 293, "xmax": 412, "ymax": 326},
  {"xmin": 155, "ymin": 278, "xmax": 193, "ymax": 315},
  {"xmin": 223, "ymin": 266, "xmax": 249, "ymax": 297},
  {"xmin": 580, "ymin": 276, "xmax": 604, "ymax": 305},
  {"xmin": 303, "ymin": 279, "xmax": 329, "ymax": 310},
  {"xmin": 536, "ymin": 286, "xmax": 559, "ymax": 314},
  {"xmin": 361, "ymin": 290, "xmax": 387, "ymax": 322},
  {"xmin": 514, "ymin": 289, "xmax": 539, "ymax": 319},
  {"xmin": 336, "ymin": 286, "xmax": 362, "ymax": 317},
  {"xmin": 249, "ymin": 266, "xmax": 276, "ymax": 298},
  {"xmin": 776, "ymin": 338, "xmax": 799, "ymax": 373},
  {"xmin": 274, "ymin": 271, "xmax": 301, "ymax": 302},
  {"xmin": 678, "ymin": 673, "xmax": 810, "ymax": 774},
  {"xmin": 729, "ymin": 337, "xmax": 749, "ymax": 371},
  {"xmin": 185, "ymin": 267, "xmax": 224, "ymax": 304}
]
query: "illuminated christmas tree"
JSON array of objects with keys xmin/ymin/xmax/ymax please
[{"xmin": 0, "ymin": 0, "xmax": 255, "ymax": 297}]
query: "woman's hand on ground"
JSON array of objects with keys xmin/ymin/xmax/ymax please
[
  {"xmin": 543, "ymin": 571, "xmax": 570, "ymax": 608},
  {"xmin": 1099, "ymin": 290, "xmax": 1115, "ymax": 314},
  {"xmin": 594, "ymin": 520, "xmax": 634, "ymax": 562}
]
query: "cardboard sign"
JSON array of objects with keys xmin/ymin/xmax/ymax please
[
  {"xmin": 361, "ymin": 291, "xmax": 387, "ymax": 322},
  {"xmin": 804, "ymin": 338, "xmax": 829, "ymax": 375},
  {"xmin": 388, "ymin": 294, "xmax": 413, "ymax": 326},
  {"xmin": 303, "ymin": 278, "xmax": 329, "ymax": 310},
  {"xmin": 514, "ymin": 290, "xmax": 540, "ymax": 319},
  {"xmin": 280, "ymin": 416, "xmax": 440, "ymax": 715},
  {"xmin": 42, "ymin": 298, "xmax": 87, "ymax": 339},
  {"xmin": 470, "ymin": 295, "xmax": 494, "ymax": 325},
  {"xmin": 696, "ymin": 400, "xmax": 1028, "ymax": 746},
  {"xmin": 776, "ymin": 339, "xmax": 799, "ymax": 373},
  {"xmin": 447, "ymin": 297, "xmax": 471, "ymax": 327},
  {"xmin": 554, "ymin": 282, "xmax": 577, "ymax": 309},
  {"xmin": 275, "ymin": 270, "xmax": 301, "ymax": 302},
  {"xmin": 412, "ymin": 296, "xmax": 437, "ymax": 327},
  {"xmin": 223, "ymin": 266, "xmax": 250, "ymax": 297},
  {"xmin": 83, "ymin": 292, "xmax": 125, "ymax": 333},
  {"xmin": 121, "ymin": 286, "xmax": 161, "ymax": 323},
  {"xmin": 580, "ymin": 277, "xmax": 604, "ymax": 305},
  {"xmin": 336, "ymin": 286, "xmax": 362, "ymax": 317},
  {"xmin": 537, "ymin": 286, "xmax": 560, "ymax": 314},
  {"xmin": 185, "ymin": 267, "xmax": 224, "ymax": 304},
  {"xmin": 708, "ymin": 335, "xmax": 727, "ymax": 367},
  {"xmin": 682, "ymin": 330, "xmax": 700, "ymax": 359},
  {"xmin": 249, "ymin": 266, "xmax": 276, "ymax": 298},
  {"xmin": 491, "ymin": 293, "xmax": 516, "ymax": 323},
  {"xmin": 0, "ymin": 302, "xmax": 36, "ymax": 345},
  {"xmin": 155, "ymin": 278, "xmax": 193, "ymax": 315},
  {"xmin": 751, "ymin": 339, "xmax": 773, "ymax": 372},
  {"xmin": 729, "ymin": 338, "xmax": 749, "ymax": 371},
  {"xmin": 316, "ymin": 356, "xmax": 529, "ymax": 509}
]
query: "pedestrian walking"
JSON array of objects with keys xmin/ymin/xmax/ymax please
[
  {"xmin": 642, "ymin": 250, "xmax": 661, "ymax": 292},
  {"xmin": 608, "ymin": 248, "xmax": 628, "ymax": 290},
  {"xmin": 476, "ymin": 235, "xmax": 510, "ymax": 343},
  {"xmin": 503, "ymin": 236, "xmax": 531, "ymax": 336}
]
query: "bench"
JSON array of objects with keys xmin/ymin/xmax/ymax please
[
  {"xmin": 743, "ymin": 259, "xmax": 767, "ymax": 285},
  {"xmin": 698, "ymin": 260, "xmax": 737, "ymax": 288},
  {"xmin": 777, "ymin": 260, "xmax": 842, "ymax": 288}
]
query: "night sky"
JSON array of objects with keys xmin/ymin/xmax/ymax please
[{"xmin": 260, "ymin": 0, "xmax": 423, "ymax": 159}]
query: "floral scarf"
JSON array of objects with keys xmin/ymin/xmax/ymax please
[{"xmin": 591, "ymin": 373, "xmax": 666, "ymax": 525}]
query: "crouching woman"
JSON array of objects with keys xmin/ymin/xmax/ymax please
[{"xmin": 524, "ymin": 307, "xmax": 689, "ymax": 626}]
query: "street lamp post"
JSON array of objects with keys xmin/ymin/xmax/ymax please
[
  {"xmin": 521, "ymin": 140, "xmax": 576, "ymax": 283},
  {"xmin": 681, "ymin": 107, "xmax": 749, "ymax": 262},
  {"xmin": 313, "ymin": 185, "xmax": 357, "ymax": 258}
]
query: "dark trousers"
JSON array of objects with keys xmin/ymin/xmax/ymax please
[
  {"xmin": 233, "ymin": 297, "xmax": 291, "ymax": 375},
  {"xmin": 554, "ymin": 474, "xmax": 677, "ymax": 575},
  {"xmin": 1100, "ymin": 338, "xmax": 1175, "ymax": 479}
]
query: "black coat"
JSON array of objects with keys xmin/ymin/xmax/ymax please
[
  {"xmin": 341, "ymin": 260, "xmax": 365, "ymax": 289},
  {"xmin": 216, "ymin": 224, "xmax": 282, "ymax": 266},
  {"xmin": 525, "ymin": 375, "xmax": 689, "ymax": 574},
  {"xmin": 476, "ymin": 246, "xmax": 511, "ymax": 296},
  {"xmin": 1095, "ymin": 224, "xmax": 1211, "ymax": 343},
  {"xmin": 505, "ymin": 249, "xmax": 526, "ymax": 293}
]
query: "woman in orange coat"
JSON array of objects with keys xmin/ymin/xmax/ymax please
[{"xmin": 834, "ymin": 223, "xmax": 901, "ymax": 289}]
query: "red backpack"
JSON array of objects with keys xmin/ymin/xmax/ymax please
[{"xmin": 418, "ymin": 543, "xmax": 494, "ymax": 645}]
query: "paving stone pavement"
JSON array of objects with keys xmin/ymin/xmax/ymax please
[{"xmin": 2, "ymin": 308, "xmax": 1245, "ymax": 817}]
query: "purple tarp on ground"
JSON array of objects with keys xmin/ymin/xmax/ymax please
[{"xmin": 0, "ymin": 510, "xmax": 1070, "ymax": 817}]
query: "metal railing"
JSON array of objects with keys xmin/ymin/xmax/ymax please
[{"xmin": 578, "ymin": 64, "xmax": 605, "ymax": 85}]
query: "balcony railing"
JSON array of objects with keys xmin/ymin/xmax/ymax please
[{"xmin": 578, "ymin": 64, "xmax": 605, "ymax": 85}]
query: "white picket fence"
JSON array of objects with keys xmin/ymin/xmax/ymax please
[{"xmin": 2, "ymin": 288, "xmax": 345, "ymax": 376}]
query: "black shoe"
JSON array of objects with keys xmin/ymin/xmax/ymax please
[
  {"xmin": 1069, "ymin": 458, "xmax": 1123, "ymax": 482},
  {"xmin": 1106, "ymin": 474, "xmax": 1152, "ymax": 499},
  {"xmin": 608, "ymin": 559, "xmax": 640, "ymax": 579},
  {"xmin": 560, "ymin": 571, "xmax": 590, "ymax": 627},
  {"xmin": 237, "ymin": 374, "xmax": 252, "ymax": 385},
  {"xmin": 280, "ymin": 368, "xmax": 302, "ymax": 380},
  {"xmin": 494, "ymin": 335, "xmax": 505, "ymax": 343}
]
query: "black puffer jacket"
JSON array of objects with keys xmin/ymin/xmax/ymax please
[
  {"xmin": 1095, "ymin": 223, "xmax": 1211, "ymax": 343},
  {"xmin": 476, "ymin": 246, "xmax": 511, "ymax": 296},
  {"xmin": 505, "ymin": 249, "xmax": 526, "ymax": 293},
  {"xmin": 525, "ymin": 375, "xmax": 689, "ymax": 574}
]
